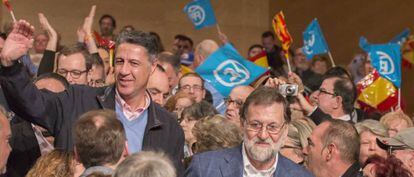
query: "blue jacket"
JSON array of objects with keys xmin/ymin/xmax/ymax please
[{"xmin": 185, "ymin": 145, "xmax": 314, "ymax": 177}]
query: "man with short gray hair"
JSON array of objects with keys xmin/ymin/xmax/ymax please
[{"xmin": 186, "ymin": 87, "xmax": 313, "ymax": 177}]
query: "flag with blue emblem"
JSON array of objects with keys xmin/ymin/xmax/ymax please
[
  {"xmin": 302, "ymin": 19, "xmax": 330, "ymax": 59},
  {"xmin": 389, "ymin": 28, "xmax": 410, "ymax": 46},
  {"xmin": 183, "ymin": 0, "xmax": 217, "ymax": 30},
  {"xmin": 195, "ymin": 43, "xmax": 267, "ymax": 97},
  {"xmin": 359, "ymin": 37, "xmax": 402, "ymax": 88}
]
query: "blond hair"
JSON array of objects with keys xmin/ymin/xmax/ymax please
[
  {"xmin": 380, "ymin": 110, "xmax": 413, "ymax": 128},
  {"xmin": 26, "ymin": 150, "xmax": 74, "ymax": 177}
]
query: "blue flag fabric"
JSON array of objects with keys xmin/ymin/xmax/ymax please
[
  {"xmin": 302, "ymin": 19, "xmax": 330, "ymax": 59},
  {"xmin": 359, "ymin": 37, "xmax": 402, "ymax": 88},
  {"xmin": 184, "ymin": 0, "xmax": 217, "ymax": 30},
  {"xmin": 389, "ymin": 28, "xmax": 410, "ymax": 45},
  {"xmin": 195, "ymin": 44, "xmax": 267, "ymax": 97}
]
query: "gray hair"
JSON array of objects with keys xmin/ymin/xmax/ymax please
[
  {"xmin": 287, "ymin": 119, "xmax": 316, "ymax": 149},
  {"xmin": 355, "ymin": 119, "xmax": 388, "ymax": 137},
  {"xmin": 113, "ymin": 151, "xmax": 176, "ymax": 177},
  {"xmin": 116, "ymin": 30, "xmax": 159, "ymax": 63}
]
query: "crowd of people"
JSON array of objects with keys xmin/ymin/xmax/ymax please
[{"xmin": 0, "ymin": 5, "xmax": 413, "ymax": 177}]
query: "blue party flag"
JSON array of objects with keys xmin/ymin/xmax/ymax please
[
  {"xmin": 302, "ymin": 19, "xmax": 330, "ymax": 59},
  {"xmin": 184, "ymin": 0, "xmax": 217, "ymax": 30}
]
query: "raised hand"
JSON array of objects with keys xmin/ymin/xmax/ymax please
[
  {"xmin": 81, "ymin": 5, "xmax": 98, "ymax": 54},
  {"xmin": 218, "ymin": 31, "xmax": 229, "ymax": 44},
  {"xmin": 1, "ymin": 20, "xmax": 35, "ymax": 66},
  {"xmin": 38, "ymin": 13, "xmax": 58, "ymax": 51}
]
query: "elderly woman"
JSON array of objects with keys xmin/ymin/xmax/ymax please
[
  {"xmin": 380, "ymin": 110, "xmax": 413, "ymax": 137},
  {"xmin": 355, "ymin": 119, "xmax": 388, "ymax": 165},
  {"xmin": 192, "ymin": 115, "xmax": 242, "ymax": 153},
  {"xmin": 164, "ymin": 91, "xmax": 196, "ymax": 121},
  {"xmin": 280, "ymin": 118, "xmax": 315, "ymax": 165},
  {"xmin": 180, "ymin": 101, "xmax": 218, "ymax": 158}
]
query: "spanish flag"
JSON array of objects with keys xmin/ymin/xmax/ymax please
[
  {"xmin": 2, "ymin": 0, "xmax": 12, "ymax": 11},
  {"xmin": 357, "ymin": 70, "xmax": 398, "ymax": 112},
  {"xmin": 248, "ymin": 51, "xmax": 268, "ymax": 68},
  {"xmin": 181, "ymin": 65, "xmax": 194, "ymax": 75},
  {"xmin": 272, "ymin": 11, "xmax": 293, "ymax": 52}
]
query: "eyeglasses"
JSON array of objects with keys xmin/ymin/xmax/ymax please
[
  {"xmin": 57, "ymin": 69, "xmax": 88, "ymax": 79},
  {"xmin": 179, "ymin": 85, "xmax": 203, "ymax": 92},
  {"xmin": 318, "ymin": 88, "xmax": 336, "ymax": 97},
  {"xmin": 224, "ymin": 98, "xmax": 243, "ymax": 107},
  {"xmin": 245, "ymin": 121, "xmax": 286, "ymax": 134}
]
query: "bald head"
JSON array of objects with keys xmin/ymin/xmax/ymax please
[
  {"xmin": 225, "ymin": 85, "xmax": 255, "ymax": 127},
  {"xmin": 192, "ymin": 39, "xmax": 219, "ymax": 68},
  {"xmin": 230, "ymin": 85, "xmax": 255, "ymax": 102}
]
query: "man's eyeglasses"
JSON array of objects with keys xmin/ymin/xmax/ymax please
[
  {"xmin": 318, "ymin": 88, "xmax": 336, "ymax": 97},
  {"xmin": 224, "ymin": 98, "xmax": 243, "ymax": 107},
  {"xmin": 179, "ymin": 85, "xmax": 203, "ymax": 92},
  {"xmin": 57, "ymin": 69, "xmax": 88, "ymax": 79},
  {"xmin": 245, "ymin": 121, "xmax": 286, "ymax": 134}
]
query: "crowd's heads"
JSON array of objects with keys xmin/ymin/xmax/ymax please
[
  {"xmin": 74, "ymin": 110, "xmax": 127, "ymax": 168},
  {"xmin": 56, "ymin": 44, "xmax": 93, "ymax": 85},
  {"xmin": 113, "ymin": 151, "xmax": 176, "ymax": 177},
  {"xmin": 172, "ymin": 34, "xmax": 193, "ymax": 55},
  {"xmin": 157, "ymin": 52, "xmax": 181, "ymax": 91},
  {"xmin": 280, "ymin": 119, "xmax": 315, "ymax": 164},
  {"xmin": 115, "ymin": 30, "xmax": 158, "ymax": 100},
  {"xmin": 225, "ymin": 85, "xmax": 254, "ymax": 127},
  {"xmin": 324, "ymin": 66, "xmax": 352, "ymax": 80},
  {"xmin": 376, "ymin": 127, "xmax": 414, "ymax": 174},
  {"xmin": 192, "ymin": 115, "xmax": 242, "ymax": 153},
  {"xmin": 178, "ymin": 73, "xmax": 206, "ymax": 103},
  {"xmin": 247, "ymin": 44, "xmax": 264, "ymax": 58},
  {"xmin": 0, "ymin": 105, "xmax": 11, "ymax": 174},
  {"xmin": 310, "ymin": 55, "xmax": 331, "ymax": 75},
  {"xmin": 147, "ymin": 64, "xmax": 170, "ymax": 106},
  {"xmin": 99, "ymin": 14, "xmax": 116, "ymax": 36},
  {"xmin": 33, "ymin": 32, "xmax": 49, "ymax": 54},
  {"xmin": 363, "ymin": 155, "xmax": 412, "ymax": 177},
  {"xmin": 317, "ymin": 76, "xmax": 356, "ymax": 117},
  {"xmin": 34, "ymin": 72, "xmax": 70, "ymax": 93},
  {"xmin": 192, "ymin": 39, "xmax": 219, "ymax": 69},
  {"xmin": 241, "ymin": 87, "xmax": 290, "ymax": 164},
  {"xmin": 88, "ymin": 55, "xmax": 106, "ymax": 86},
  {"xmin": 261, "ymin": 31, "xmax": 276, "ymax": 52},
  {"xmin": 26, "ymin": 150, "xmax": 77, "ymax": 177},
  {"xmin": 380, "ymin": 110, "xmax": 413, "ymax": 137},
  {"xmin": 293, "ymin": 47, "xmax": 309, "ymax": 71},
  {"xmin": 149, "ymin": 31, "xmax": 165, "ymax": 53},
  {"xmin": 180, "ymin": 101, "xmax": 218, "ymax": 145},
  {"xmin": 303, "ymin": 119, "xmax": 359, "ymax": 177},
  {"xmin": 120, "ymin": 25, "xmax": 135, "ymax": 33},
  {"xmin": 164, "ymin": 91, "xmax": 196, "ymax": 121},
  {"xmin": 355, "ymin": 119, "xmax": 388, "ymax": 164}
]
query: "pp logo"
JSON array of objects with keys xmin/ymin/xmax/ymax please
[
  {"xmin": 187, "ymin": 5, "xmax": 205, "ymax": 26},
  {"xmin": 303, "ymin": 32, "xmax": 315, "ymax": 55},
  {"xmin": 213, "ymin": 60, "xmax": 250, "ymax": 87},
  {"xmin": 376, "ymin": 51, "xmax": 395, "ymax": 75}
]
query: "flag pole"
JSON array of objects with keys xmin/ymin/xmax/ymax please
[
  {"xmin": 9, "ymin": 11, "xmax": 17, "ymax": 22},
  {"xmin": 327, "ymin": 51, "xmax": 336, "ymax": 67},
  {"xmin": 284, "ymin": 52, "xmax": 292, "ymax": 73},
  {"xmin": 216, "ymin": 24, "xmax": 222, "ymax": 35},
  {"xmin": 398, "ymin": 88, "xmax": 401, "ymax": 109}
]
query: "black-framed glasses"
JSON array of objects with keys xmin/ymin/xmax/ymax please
[
  {"xmin": 224, "ymin": 98, "xmax": 244, "ymax": 107},
  {"xmin": 179, "ymin": 85, "xmax": 204, "ymax": 92},
  {"xmin": 57, "ymin": 69, "xmax": 88, "ymax": 79},
  {"xmin": 318, "ymin": 88, "xmax": 336, "ymax": 97},
  {"xmin": 245, "ymin": 121, "xmax": 286, "ymax": 134}
]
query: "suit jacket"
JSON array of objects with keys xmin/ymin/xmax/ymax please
[
  {"xmin": 309, "ymin": 107, "xmax": 366, "ymax": 125},
  {"xmin": 185, "ymin": 145, "xmax": 314, "ymax": 177}
]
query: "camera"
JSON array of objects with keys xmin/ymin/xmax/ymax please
[{"xmin": 278, "ymin": 84, "xmax": 299, "ymax": 97}]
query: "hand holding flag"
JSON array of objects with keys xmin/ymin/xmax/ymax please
[{"xmin": 3, "ymin": 0, "xmax": 16, "ymax": 22}]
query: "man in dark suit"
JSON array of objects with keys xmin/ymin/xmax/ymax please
[{"xmin": 185, "ymin": 87, "xmax": 313, "ymax": 177}]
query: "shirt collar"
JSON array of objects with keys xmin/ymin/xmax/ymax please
[
  {"xmin": 242, "ymin": 142, "xmax": 278, "ymax": 177},
  {"xmin": 115, "ymin": 90, "xmax": 150, "ymax": 121}
]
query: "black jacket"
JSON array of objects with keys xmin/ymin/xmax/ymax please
[{"xmin": 0, "ymin": 63, "xmax": 185, "ymax": 176}]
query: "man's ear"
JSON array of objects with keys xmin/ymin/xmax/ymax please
[
  {"xmin": 325, "ymin": 143, "xmax": 336, "ymax": 161},
  {"xmin": 150, "ymin": 60, "xmax": 158, "ymax": 75},
  {"xmin": 334, "ymin": 96, "xmax": 343, "ymax": 109}
]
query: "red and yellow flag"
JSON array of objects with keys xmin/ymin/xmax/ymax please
[
  {"xmin": 402, "ymin": 35, "xmax": 414, "ymax": 68},
  {"xmin": 357, "ymin": 70, "xmax": 398, "ymax": 112},
  {"xmin": 2, "ymin": 0, "xmax": 12, "ymax": 11},
  {"xmin": 248, "ymin": 51, "xmax": 268, "ymax": 68},
  {"xmin": 181, "ymin": 65, "xmax": 194, "ymax": 75},
  {"xmin": 272, "ymin": 11, "xmax": 293, "ymax": 52}
]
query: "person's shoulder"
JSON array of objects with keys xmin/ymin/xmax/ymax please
[
  {"xmin": 194, "ymin": 146, "xmax": 241, "ymax": 161},
  {"xmin": 278, "ymin": 155, "xmax": 314, "ymax": 177}
]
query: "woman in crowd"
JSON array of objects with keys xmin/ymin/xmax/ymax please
[
  {"xmin": 355, "ymin": 119, "xmax": 389, "ymax": 165},
  {"xmin": 164, "ymin": 91, "xmax": 196, "ymax": 121},
  {"xmin": 363, "ymin": 155, "xmax": 412, "ymax": 177},
  {"xmin": 192, "ymin": 115, "xmax": 242, "ymax": 153},
  {"xmin": 26, "ymin": 149, "xmax": 85, "ymax": 177},
  {"xmin": 380, "ymin": 110, "xmax": 413, "ymax": 137},
  {"xmin": 180, "ymin": 101, "xmax": 218, "ymax": 158},
  {"xmin": 280, "ymin": 118, "xmax": 315, "ymax": 165}
]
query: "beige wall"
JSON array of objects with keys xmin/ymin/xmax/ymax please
[{"xmin": 1, "ymin": 0, "xmax": 270, "ymax": 58}]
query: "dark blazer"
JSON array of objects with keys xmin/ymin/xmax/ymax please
[
  {"xmin": 309, "ymin": 107, "xmax": 366, "ymax": 125},
  {"xmin": 185, "ymin": 145, "xmax": 314, "ymax": 177},
  {"xmin": 0, "ymin": 62, "xmax": 185, "ymax": 176}
]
